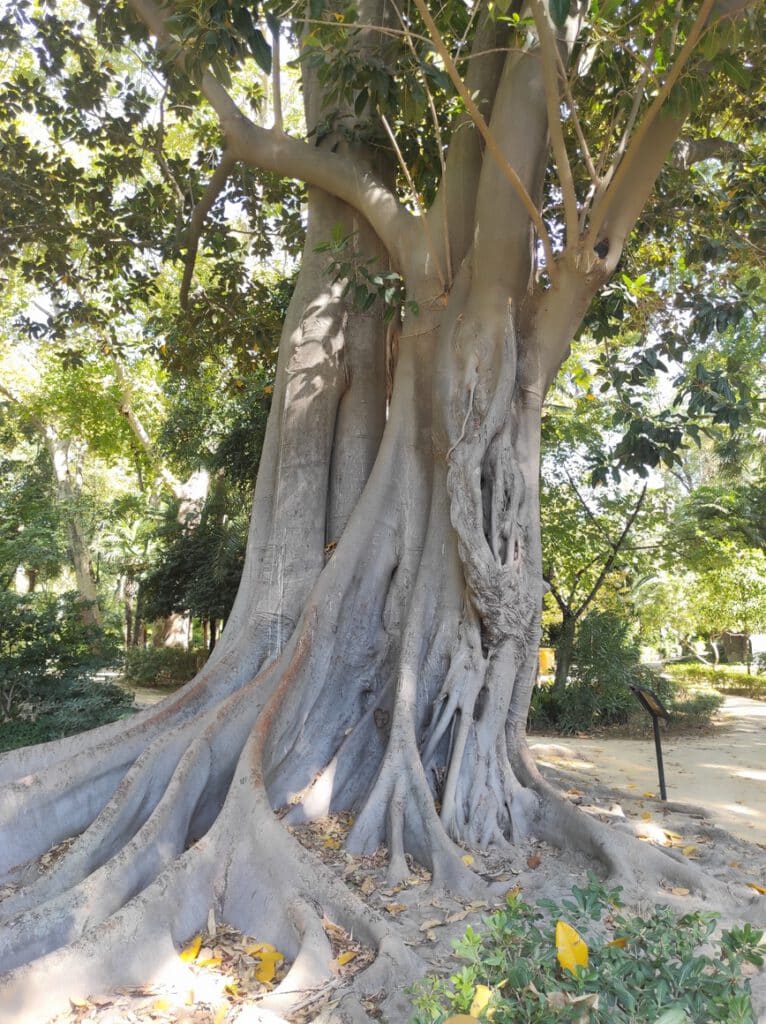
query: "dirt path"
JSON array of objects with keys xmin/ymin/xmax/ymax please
[{"xmin": 529, "ymin": 695, "xmax": 766, "ymax": 845}]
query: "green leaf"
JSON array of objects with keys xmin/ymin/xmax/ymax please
[
  {"xmin": 549, "ymin": 0, "xmax": 570, "ymax": 29},
  {"xmin": 248, "ymin": 28, "xmax": 272, "ymax": 75},
  {"xmin": 654, "ymin": 1008, "xmax": 688, "ymax": 1024}
]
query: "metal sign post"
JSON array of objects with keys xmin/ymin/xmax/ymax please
[{"xmin": 630, "ymin": 685, "xmax": 671, "ymax": 801}]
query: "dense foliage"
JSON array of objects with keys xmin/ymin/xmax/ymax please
[{"xmin": 411, "ymin": 876, "xmax": 763, "ymax": 1023}]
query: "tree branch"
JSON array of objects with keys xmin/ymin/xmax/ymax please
[
  {"xmin": 411, "ymin": 0, "xmax": 558, "ymax": 279},
  {"xmin": 670, "ymin": 136, "xmax": 742, "ymax": 169},
  {"xmin": 573, "ymin": 484, "xmax": 647, "ymax": 619},
  {"xmin": 179, "ymin": 152, "xmax": 235, "ymax": 309},
  {"xmin": 531, "ymin": 0, "xmax": 579, "ymax": 247},
  {"xmin": 127, "ymin": 0, "xmax": 414, "ymax": 268},
  {"xmin": 585, "ymin": 0, "xmax": 717, "ymax": 250}
]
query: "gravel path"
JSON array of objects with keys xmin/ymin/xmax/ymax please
[{"xmin": 529, "ymin": 695, "xmax": 766, "ymax": 845}]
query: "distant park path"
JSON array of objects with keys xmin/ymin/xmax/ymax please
[{"xmin": 529, "ymin": 695, "xmax": 766, "ymax": 845}]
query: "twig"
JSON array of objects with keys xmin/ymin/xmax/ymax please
[
  {"xmin": 379, "ymin": 111, "xmax": 446, "ymax": 290},
  {"xmin": 271, "ymin": 26, "xmax": 283, "ymax": 133}
]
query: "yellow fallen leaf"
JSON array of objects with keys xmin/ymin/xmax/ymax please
[
  {"xmin": 671, "ymin": 887, "xmax": 690, "ymax": 896},
  {"xmin": 69, "ymin": 997, "xmax": 91, "ymax": 1009},
  {"xmin": 469, "ymin": 984, "xmax": 493, "ymax": 1018},
  {"xmin": 255, "ymin": 953, "xmax": 283, "ymax": 983},
  {"xmin": 152, "ymin": 997, "xmax": 172, "ymax": 1011},
  {"xmin": 555, "ymin": 921, "xmax": 588, "ymax": 975},
  {"xmin": 337, "ymin": 950, "xmax": 358, "ymax": 966},
  {"xmin": 179, "ymin": 934, "xmax": 203, "ymax": 962},
  {"xmin": 197, "ymin": 956, "xmax": 223, "ymax": 968},
  {"xmin": 224, "ymin": 982, "xmax": 239, "ymax": 996},
  {"xmin": 213, "ymin": 1003, "xmax": 228, "ymax": 1024},
  {"xmin": 641, "ymin": 812, "xmax": 652, "ymax": 820},
  {"xmin": 323, "ymin": 836, "xmax": 341, "ymax": 849},
  {"xmin": 607, "ymin": 936, "xmax": 627, "ymax": 949},
  {"xmin": 682, "ymin": 845, "xmax": 697, "ymax": 857},
  {"xmin": 747, "ymin": 883, "xmax": 766, "ymax": 894},
  {"xmin": 643, "ymin": 791, "xmax": 655, "ymax": 798},
  {"xmin": 444, "ymin": 1017, "xmax": 480, "ymax": 1023},
  {"xmin": 462, "ymin": 854, "xmax": 474, "ymax": 866},
  {"xmin": 245, "ymin": 942, "xmax": 278, "ymax": 957}
]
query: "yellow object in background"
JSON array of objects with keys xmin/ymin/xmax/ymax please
[{"xmin": 538, "ymin": 647, "xmax": 556, "ymax": 676}]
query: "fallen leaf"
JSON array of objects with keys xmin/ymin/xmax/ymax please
[
  {"xmin": 336, "ymin": 950, "xmax": 358, "ymax": 966},
  {"xmin": 607, "ymin": 936, "xmax": 627, "ymax": 949},
  {"xmin": 385, "ymin": 903, "xmax": 407, "ymax": 915},
  {"xmin": 179, "ymin": 935, "xmax": 203, "ymax": 962},
  {"xmin": 419, "ymin": 918, "xmax": 443, "ymax": 931},
  {"xmin": 445, "ymin": 909, "xmax": 470, "ymax": 923},
  {"xmin": 555, "ymin": 921, "xmax": 588, "ymax": 975},
  {"xmin": 245, "ymin": 942, "xmax": 278, "ymax": 956},
  {"xmin": 469, "ymin": 984, "xmax": 492, "ymax": 1018},
  {"xmin": 747, "ymin": 883, "xmax": 766, "ymax": 894},
  {"xmin": 323, "ymin": 836, "xmax": 341, "ymax": 849},
  {"xmin": 527, "ymin": 854, "xmax": 541, "ymax": 869},
  {"xmin": 682, "ymin": 845, "xmax": 697, "ymax": 857},
  {"xmin": 152, "ymin": 998, "xmax": 172, "ymax": 1011},
  {"xmin": 254, "ymin": 952, "xmax": 284, "ymax": 983},
  {"xmin": 671, "ymin": 887, "xmax": 690, "ymax": 896},
  {"xmin": 360, "ymin": 876, "xmax": 376, "ymax": 895},
  {"xmin": 224, "ymin": 983, "xmax": 239, "ymax": 997},
  {"xmin": 443, "ymin": 1017, "xmax": 479, "ymax": 1023},
  {"xmin": 197, "ymin": 956, "xmax": 223, "ymax": 968},
  {"xmin": 69, "ymin": 997, "xmax": 91, "ymax": 1009},
  {"xmin": 643, "ymin": 791, "xmax": 655, "ymax": 798},
  {"xmin": 213, "ymin": 1003, "xmax": 228, "ymax": 1024},
  {"xmin": 641, "ymin": 812, "xmax": 652, "ymax": 821},
  {"xmin": 461, "ymin": 854, "xmax": 474, "ymax": 866}
]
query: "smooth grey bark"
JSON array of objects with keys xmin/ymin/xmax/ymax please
[{"xmin": 0, "ymin": 1, "xmax": 743, "ymax": 1019}]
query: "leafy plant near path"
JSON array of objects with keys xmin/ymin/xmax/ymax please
[{"xmin": 411, "ymin": 875, "xmax": 763, "ymax": 1023}]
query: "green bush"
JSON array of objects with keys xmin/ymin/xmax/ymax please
[
  {"xmin": 664, "ymin": 662, "xmax": 766, "ymax": 700},
  {"xmin": 530, "ymin": 614, "xmax": 723, "ymax": 734},
  {"xmin": 0, "ymin": 591, "xmax": 134, "ymax": 753},
  {"xmin": 122, "ymin": 645, "xmax": 208, "ymax": 689},
  {"xmin": 410, "ymin": 875, "xmax": 762, "ymax": 1023}
]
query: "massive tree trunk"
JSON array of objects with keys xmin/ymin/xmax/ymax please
[{"xmin": 0, "ymin": 1, "xmax": 739, "ymax": 1020}]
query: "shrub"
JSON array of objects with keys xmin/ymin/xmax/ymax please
[
  {"xmin": 0, "ymin": 591, "xmax": 134, "ymax": 753},
  {"xmin": 122, "ymin": 646, "xmax": 208, "ymax": 689},
  {"xmin": 529, "ymin": 614, "xmax": 723, "ymax": 734},
  {"xmin": 664, "ymin": 662, "xmax": 766, "ymax": 700},
  {"xmin": 410, "ymin": 875, "xmax": 762, "ymax": 1023}
]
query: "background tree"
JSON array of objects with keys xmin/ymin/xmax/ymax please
[{"xmin": 0, "ymin": 0, "xmax": 763, "ymax": 1020}]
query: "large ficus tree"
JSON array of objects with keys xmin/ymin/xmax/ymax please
[{"xmin": 0, "ymin": 0, "xmax": 762, "ymax": 1019}]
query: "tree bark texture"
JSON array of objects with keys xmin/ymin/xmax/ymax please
[{"xmin": 0, "ymin": 2, "xmax": 734, "ymax": 1019}]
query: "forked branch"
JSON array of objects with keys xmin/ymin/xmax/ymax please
[
  {"xmin": 179, "ymin": 152, "xmax": 236, "ymax": 309},
  {"xmin": 127, "ymin": 0, "xmax": 414, "ymax": 266},
  {"xmin": 411, "ymin": 0, "xmax": 558, "ymax": 279}
]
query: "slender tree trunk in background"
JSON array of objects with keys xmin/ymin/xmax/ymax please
[
  {"xmin": 552, "ymin": 612, "xmax": 576, "ymax": 694},
  {"xmin": 44, "ymin": 433, "xmax": 102, "ymax": 629}
]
